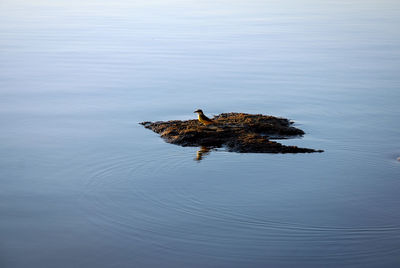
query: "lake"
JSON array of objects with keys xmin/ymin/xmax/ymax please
[{"xmin": 1, "ymin": 0, "xmax": 400, "ymax": 267}]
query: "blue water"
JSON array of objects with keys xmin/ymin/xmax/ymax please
[{"xmin": 1, "ymin": 0, "xmax": 400, "ymax": 267}]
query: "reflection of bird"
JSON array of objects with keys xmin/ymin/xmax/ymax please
[
  {"xmin": 194, "ymin": 109, "xmax": 214, "ymax": 125},
  {"xmin": 195, "ymin": 146, "xmax": 211, "ymax": 161}
]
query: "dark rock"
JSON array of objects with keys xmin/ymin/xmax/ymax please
[{"xmin": 140, "ymin": 113, "xmax": 323, "ymax": 154}]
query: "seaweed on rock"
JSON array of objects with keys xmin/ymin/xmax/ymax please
[{"xmin": 141, "ymin": 113, "xmax": 323, "ymax": 154}]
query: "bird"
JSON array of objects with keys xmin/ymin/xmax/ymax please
[{"xmin": 194, "ymin": 109, "xmax": 215, "ymax": 125}]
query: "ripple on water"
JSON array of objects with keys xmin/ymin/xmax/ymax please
[{"xmin": 77, "ymin": 151, "xmax": 400, "ymax": 266}]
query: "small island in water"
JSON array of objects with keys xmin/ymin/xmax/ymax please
[{"xmin": 141, "ymin": 112, "xmax": 323, "ymax": 154}]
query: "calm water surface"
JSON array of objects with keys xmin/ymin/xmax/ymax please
[{"xmin": 1, "ymin": 0, "xmax": 400, "ymax": 267}]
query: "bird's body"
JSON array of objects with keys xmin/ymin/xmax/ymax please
[{"xmin": 194, "ymin": 109, "xmax": 214, "ymax": 125}]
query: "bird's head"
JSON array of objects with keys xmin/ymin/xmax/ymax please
[{"xmin": 194, "ymin": 109, "xmax": 203, "ymax": 114}]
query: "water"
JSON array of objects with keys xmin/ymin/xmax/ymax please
[{"xmin": 1, "ymin": 0, "xmax": 400, "ymax": 267}]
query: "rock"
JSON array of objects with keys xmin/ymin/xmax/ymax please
[
  {"xmin": 140, "ymin": 113, "xmax": 323, "ymax": 154},
  {"xmin": 397, "ymin": 157, "xmax": 400, "ymax": 162}
]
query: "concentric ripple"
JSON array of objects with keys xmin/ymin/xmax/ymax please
[{"xmin": 76, "ymin": 149, "xmax": 400, "ymax": 266}]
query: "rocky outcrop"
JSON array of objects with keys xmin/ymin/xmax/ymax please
[{"xmin": 141, "ymin": 113, "xmax": 323, "ymax": 154}]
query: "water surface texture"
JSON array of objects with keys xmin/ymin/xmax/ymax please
[{"xmin": 1, "ymin": 0, "xmax": 400, "ymax": 267}]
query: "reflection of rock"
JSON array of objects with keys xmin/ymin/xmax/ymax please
[
  {"xmin": 196, "ymin": 146, "xmax": 211, "ymax": 161},
  {"xmin": 141, "ymin": 113, "xmax": 323, "ymax": 154}
]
